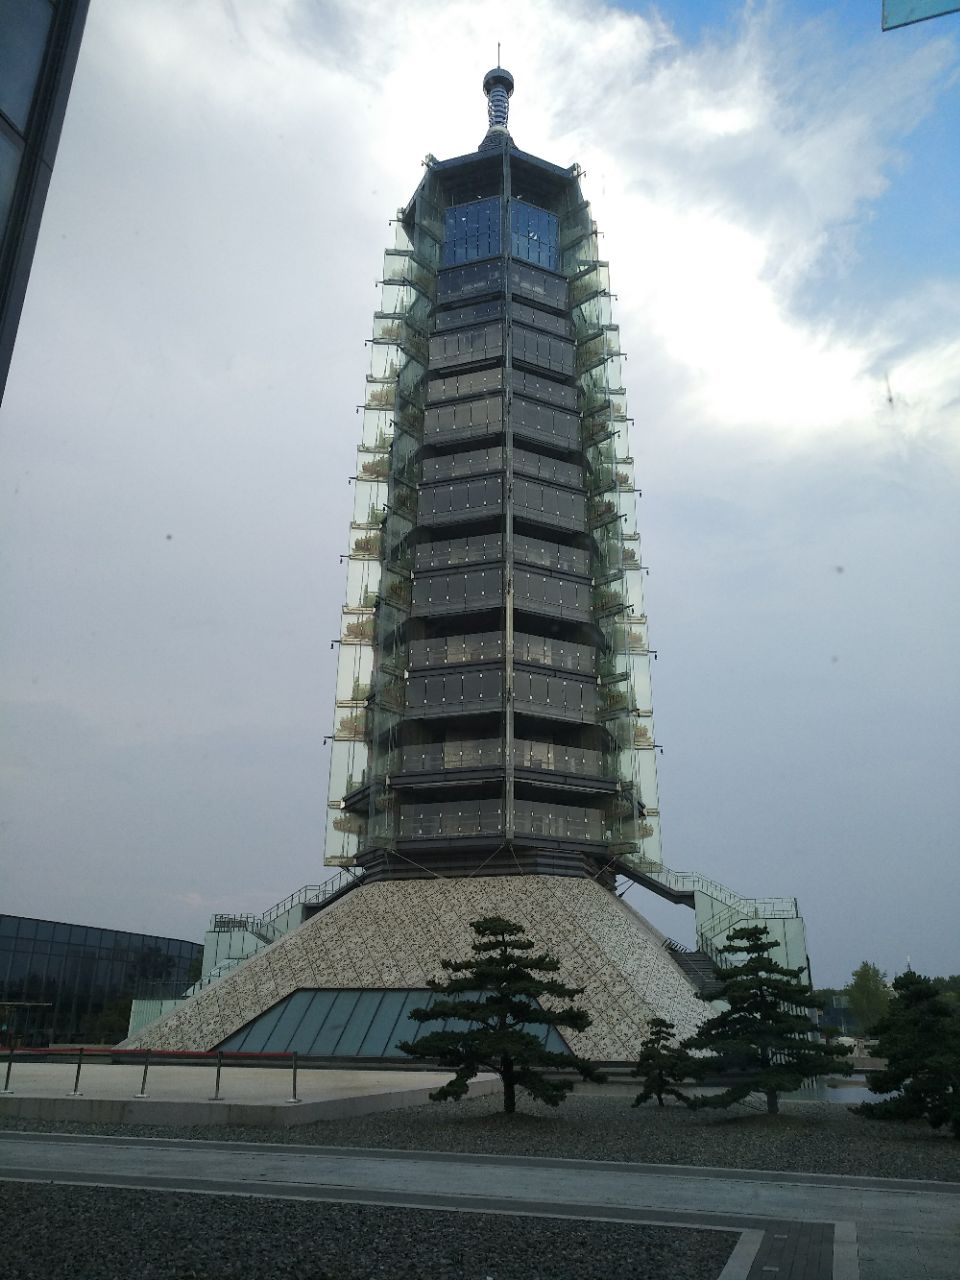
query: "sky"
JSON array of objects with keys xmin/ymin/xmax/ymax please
[{"xmin": 1, "ymin": 0, "xmax": 958, "ymax": 988}]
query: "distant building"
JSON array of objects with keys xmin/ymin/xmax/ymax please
[
  {"xmin": 820, "ymin": 993, "xmax": 856, "ymax": 1036},
  {"xmin": 0, "ymin": 0, "xmax": 90, "ymax": 404},
  {"xmin": 0, "ymin": 913, "xmax": 201, "ymax": 1045}
]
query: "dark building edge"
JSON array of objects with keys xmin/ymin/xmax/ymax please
[{"xmin": 0, "ymin": 0, "xmax": 91, "ymax": 404}]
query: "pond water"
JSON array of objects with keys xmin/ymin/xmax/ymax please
[{"xmin": 788, "ymin": 1074, "xmax": 891, "ymax": 1106}]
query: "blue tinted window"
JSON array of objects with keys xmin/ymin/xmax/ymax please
[
  {"xmin": 228, "ymin": 999, "xmax": 287, "ymax": 1052},
  {"xmin": 442, "ymin": 197, "xmax": 501, "ymax": 267},
  {"xmin": 310, "ymin": 990, "xmax": 360, "ymax": 1054},
  {"xmin": 296, "ymin": 992, "xmax": 339, "ymax": 1053},
  {"xmin": 0, "ymin": 0, "xmax": 54, "ymax": 134},
  {"xmin": 511, "ymin": 203, "xmax": 559, "ymax": 272},
  {"xmin": 267, "ymin": 988, "xmax": 315, "ymax": 1048},
  {"xmin": 334, "ymin": 989, "xmax": 385, "ymax": 1056},
  {"xmin": 359, "ymin": 991, "xmax": 410, "ymax": 1056}
]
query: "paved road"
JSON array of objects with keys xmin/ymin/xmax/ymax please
[{"xmin": 2, "ymin": 1131, "xmax": 958, "ymax": 1279}]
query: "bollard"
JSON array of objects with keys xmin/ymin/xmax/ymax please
[
  {"xmin": 1, "ymin": 1043, "xmax": 13, "ymax": 1095},
  {"xmin": 209, "ymin": 1050, "xmax": 223, "ymax": 1101},
  {"xmin": 288, "ymin": 1050, "xmax": 301, "ymax": 1103},
  {"xmin": 67, "ymin": 1046, "xmax": 84, "ymax": 1097},
  {"xmin": 134, "ymin": 1050, "xmax": 150, "ymax": 1098}
]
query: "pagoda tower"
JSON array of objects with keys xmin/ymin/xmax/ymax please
[
  {"xmin": 327, "ymin": 66, "xmax": 660, "ymax": 886},
  {"xmin": 126, "ymin": 71, "xmax": 809, "ymax": 1060}
]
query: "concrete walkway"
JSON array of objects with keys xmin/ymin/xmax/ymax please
[
  {"xmin": 2, "ymin": 1132, "xmax": 958, "ymax": 1280},
  {"xmin": 0, "ymin": 1061, "xmax": 497, "ymax": 1125}
]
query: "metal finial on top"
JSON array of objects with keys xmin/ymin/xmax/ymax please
[{"xmin": 480, "ymin": 64, "xmax": 514, "ymax": 150}]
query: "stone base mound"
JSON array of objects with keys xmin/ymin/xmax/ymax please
[{"xmin": 125, "ymin": 875, "xmax": 707, "ymax": 1060}]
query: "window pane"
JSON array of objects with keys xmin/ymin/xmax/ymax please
[
  {"xmin": 511, "ymin": 202, "xmax": 560, "ymax": 271},
  {"xmin": 434, "ymin": 300, "xmax": 503, "ymax": 332},
  {"xmin": 0, "ymin": 127, "xmax": 22, "ymax": 233},
  {"xmin": 442, "ymin": 197, "xmax": 502, "ymax": 267},
  {"xmin": 438, "ymin": 258, "xmax": 504, "ymax": 302},
  {"xmin": 512, "ymin": 369, "xmax": 576, "ymax": 411},
  {"xmin": 0, "ymin": 0, "xmax": 53, "ymax": 133},
  {"xmin": 511, "ymin": 262, "xmax": 568, "ymax": 309},
  {"xmin": 512, "ymin": 301, "xmax": 569, "ymax": 337}
]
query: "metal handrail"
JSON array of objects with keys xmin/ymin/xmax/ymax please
[
  {"xmin": 181, "ymin": 956, "xmax": 245, "ymax": 997},
  {"xmin": 619, "ymin": 852, "xmax": 799, "ymax": 969},
  {"xmin": 246, "ymin": 868, "xmax": 366, "ymax": 929},
  {"xmin": 164, "ymin": 871, "xmax": 368, "ymax": 1004},
  {"xmin": 621, "ymin": 854, "xmax": 797, "ymax": 916}
]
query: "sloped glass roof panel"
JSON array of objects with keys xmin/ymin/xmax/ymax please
[{"xmin": 217, "ymin": 988, "xmax": 572, "ymax": 1057}]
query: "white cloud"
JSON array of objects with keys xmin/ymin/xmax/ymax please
[
  {"xmin": 1, "ymin": 0, "xmax": 958, "ymax": 976},
  {"xmin": 71, "ymin": 0, "xmax": 960, "ymax": 456}
]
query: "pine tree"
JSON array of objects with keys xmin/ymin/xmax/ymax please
[
  {"xmin": 845, "ymin": 961, "xmax": 890, "ymax": 1036},
  {"xmin": 853, "ymin": 971, "xmax": 960, "ymax": 1139},
  {"xmin": 398, "ymin": 916, "xmax": 604, "ymax": 1114},
  {"xmin": 631, "ymin": 1016, "xmax": 694, "ymax": 1107},
  {"xmin": 686, "ymin": 925, "xmax": 852, "ymax": 1115}
]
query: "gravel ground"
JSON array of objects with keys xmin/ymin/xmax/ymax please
[
  {"xmin": 4, "ymin": 1093, "xmax": 956, "ymax": 1280},
  {"xmin": 0, "ymin": 1182, "xmax": 734, "ymax": 1280},
  {"xmin": 3, "ymin": 1092, "xmax": 958, "ymax": 1182}
]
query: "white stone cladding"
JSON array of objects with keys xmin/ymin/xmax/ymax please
[{"xmin": 126, "ymin": 876, "xmax": 707, "ymax": 1059}]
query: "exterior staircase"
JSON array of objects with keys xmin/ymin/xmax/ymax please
[
  {"xmin": 662, "ymin": 938, "xmax": 724, "ymax": 998},
  {"xmin": 207, "ymin": 868, "xmax": 365, "ymax": 955},
  {"xmin": 126, "ymin": 869, "xmax": 366, "ymax": 1037},
  {"xmin": 614, "ymin": 851, "xmax": 806, "ymax": 972}
]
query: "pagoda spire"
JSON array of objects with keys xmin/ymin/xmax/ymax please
[{"xmin": 479, "ymin": 64, "xmax": 514, "ymax": 151}]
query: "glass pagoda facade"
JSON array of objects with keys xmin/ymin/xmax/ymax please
[{"xmin": 325, "ymin": 72, "xmax": 661, "ymax": 884}]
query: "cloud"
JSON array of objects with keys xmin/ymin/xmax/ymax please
[
  {"xmin": 1, "ymin": 0, "xmax": 958, "ymax": 976},
  {"xmin": 57, "ymin": 0, "xmax": 960, "ymax": 453}
]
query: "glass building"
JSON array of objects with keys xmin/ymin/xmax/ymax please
[
  {"xmin": 325, "ymin": 67, "xmax": 662, "ymax": 887},
  {"xmin": 0, "ymin": 0, "xmax": 89, "ymax": 404},
  {"xmin": 0, "ymin": 914, "xmax": 202, "ymax": 1045}
]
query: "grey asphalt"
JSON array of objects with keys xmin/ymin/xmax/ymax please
[{"xmin": 2, "ymin": 1131, "xmax": 958, "ymax": 1280}]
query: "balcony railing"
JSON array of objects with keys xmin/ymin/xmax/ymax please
[
  {"xmin": 395, "ymin": 739, "xmax": 605, "ymax": 779},
  {"xmin": 421, "ymin": 446, "xmax": 504, "ymax": 484},
  {"xmin": 398, "ymin": 740, "xmax": 503, "ymax": 772},
  {"xmin": 514, "ymin": 800, "xmax": 608, "ymax": 841},
  {"xmin": 414, "ymin": 533, "xmax": 502, "ymax": 571},
  {"xmin": 515, "ymin": 633, "xmax": 595, "ymax": 675},
  {"xmin": 399, "ymin": 800, "xmax": 503, "ymax": 839},
  {"xmin": 515, "ymin": 740, "xmax": 604, "ymax": 777},
  {"xmin": 408, "ymin": 632, "xmax": 503, "ymax": 668},
  {"xmin": 514, "ymin": 449, "xmax": 583, "ymax": 489},
  {"xmin": 514, "ymin": 535, "xmax": 589, "ymax": 576}
]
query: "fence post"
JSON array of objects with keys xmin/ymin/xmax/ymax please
[
  {"xmin": 288, "ymin": 1050, "xmax": 301, "ymax": 1103},
  {"xmin": 134, "ymin": 1050, "xmax": 150, "ymax": 1098},
  {"xmin": 67, "ymin": 1046, "xmax": 84, "ymax": 1096},
  {"xmin": 1, "ymin": 1043, "xmax": 13, "ymax": 1095},
  {"xmin": 209, "ymin": 1051, "xmax": 223, "ymax": 1101}
]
